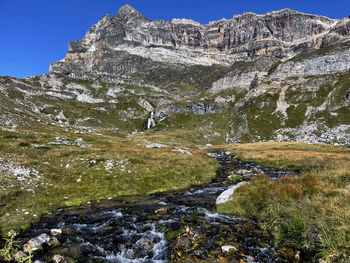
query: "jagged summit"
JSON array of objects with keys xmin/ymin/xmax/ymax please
[
  {"xmin": 118, "ymin": 4, "xmax": 136, "ymax": 13},
  {"xmin": 50, "ymin": 4, "xmax": 349, "ymax": 77},
  {"xmin": 115, "ymin": 4, "xmax": 150, "ymax": 22}
]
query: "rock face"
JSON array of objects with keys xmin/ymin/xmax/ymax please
[
  {"xmin": 270, "ymin": 43, "xmax": 350, "ymax": 79},
  {"xmin": 50, "ymin": 5, "xmax": 349, "ymax": 76}
]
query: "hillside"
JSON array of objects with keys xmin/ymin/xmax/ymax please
[{"xmin": 0, "ymin": 5, "xmax": 350, "ymax": 145}]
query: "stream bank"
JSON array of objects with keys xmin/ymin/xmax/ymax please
[{"xmin": 19, "ymin": 151, "xmax": 301, "ymax": 263}]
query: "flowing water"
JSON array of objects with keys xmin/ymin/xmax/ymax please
[{"xmin": 20, "ymin": 151, "xmax": 301, "ymax": 263}]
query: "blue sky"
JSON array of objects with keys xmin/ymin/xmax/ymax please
[{"xmin": 1, "ymin": 0, "xmax": 349, "ymax": 78}]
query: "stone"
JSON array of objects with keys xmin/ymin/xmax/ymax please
[
  {"xmin": 172, "ymin": 147, "xmax": 192, "ymax": 156},
  {"xmin": 52, "ymin": 254, "xmax": 64, "ymax": 263},
  {"xmin": 176, "ymin": 236, "xmax": 192, "ymax": 250},
  {"xmin": 216, "ymin": 182, "xmax": 249, "ymax": 205},
  {"xmin": 48, "ymin": 237, "xmax": 60, "ymax": 247},
  {"xmin": 145, "ymin": 143, "xmax": 167, "ymax": 148},
  {"xmin": 221, "ymin": 245, "xmax": 237, "ymax": 253},
  {"xmin": 23, "ymin": 233, "xmax": 51, "ymax": 252},
  {"xmin": 187, "ymin": 102, "xmax": 219, "ymax": 115},
  {"xmin": 50, "ymin": 228, "xmax": 63, "ymax": 236}
]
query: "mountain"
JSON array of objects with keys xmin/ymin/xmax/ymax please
[{"xmin": 1, "ymin": 4, "xmax": 350, "ymax": 145}]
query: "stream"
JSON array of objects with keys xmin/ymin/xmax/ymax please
[{"xmin": 20, "ymin": 151, "xmax": 301, "ymax": 263}]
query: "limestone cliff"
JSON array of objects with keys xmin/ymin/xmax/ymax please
[{"xmin": 50, "ymin": 5, "xmax": 349, "ymax": 76}]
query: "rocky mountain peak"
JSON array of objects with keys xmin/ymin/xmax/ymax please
[
  {"xmin": 49, "ymin": 5, "xmax": 350, "ymax": 77},
  {"xmin": 115, "ymin": 4, "xmax": 150, "ymax": 22}
]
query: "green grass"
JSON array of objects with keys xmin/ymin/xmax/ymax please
[
  {"xmin": 290, "ymin": 46, "xmax": 333, "ymax": 62},
  {"xmin": 217, "ymin": 142, "xmax": 350, "ymax": 263},
  {"xmin": 0, "ymin": 126, "xmax": 219, "ymax": 236},
  {"xmin": 267, "ymin": 62, "xmax": 281, "ymax": 76}
]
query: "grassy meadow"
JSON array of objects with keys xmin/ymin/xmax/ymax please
[
  {"xmin": 0, "ymin": 126, "xmax": 218, "ymax": 236},
  {"xmin": 1, "ymin": 125, "xmax": 349, "ymax": 263},
  {"xmin": 217, "ymin": 142, "xmax": 350, "ymax": 262}
]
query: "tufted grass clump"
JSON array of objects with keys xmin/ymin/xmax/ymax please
[{"xmin": 217, "ymin": 142, "xmax": 350, "ymax": 262}]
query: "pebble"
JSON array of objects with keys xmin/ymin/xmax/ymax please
[
  {"xmin": 51, "ymin": 229, "xmax": 62, "ymax": 236},
  {"xmin": 221, "ymin": 245, "xmax": 237, "ymax": 253},
  {"xmin": 145, "ymin": 143, "xmax": 167, "ymax": 148}
]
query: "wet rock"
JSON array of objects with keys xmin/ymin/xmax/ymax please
[
  {"xmin": 50, "ymin": 228, "xmax": 62, "ymax": 236},
  {"xmin": 97, "ymin": 225, "xmax": 114, "ymax": 234},
  {"xmin": 52, "ymin": 247, "xmax": 81, "ymax": 260},
  {"xmin": 216, "ymin": 182, "xmax": 249, "ymax": 205},
  {"xmin": 176, "ymin": 236, "xmax": 192, "ymax": 250},
  {"xmin": 221, "ymin": 245, "xmax": 237, "ymax": 253},
  {"xmin": 277, "ymin": 247, "xmax": 298, "ymax": 262},
  {"xmin": 48, "ymin": 237, "xmax": 61, "ymax": 248},
  {"xmin": 61, "ymin": 227, "xmax": 73, "ymax": 235},
  {"xmin": 23, "ymin": 233, "xmax": 51, "ymax": 252},
  {"xmin": 155, "ymin": 207, "xmax": 167, "ymax": 215},
  {"xmin": 52, "ymin": 254, "xmax": 64, "ymax": 262}
]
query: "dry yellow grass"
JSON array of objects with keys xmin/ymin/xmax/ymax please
[
  {"xmin": 217, "ymin": 142, "xmax": 350, "ymax": 262},
  {"xmin": 217, "ymin": 142, "xmax": 350, "ymax": 170}
]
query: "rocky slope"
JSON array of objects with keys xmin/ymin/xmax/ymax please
[{"xmin": 1, "ymin": 4, "xmax": 350, "ymax": 145}]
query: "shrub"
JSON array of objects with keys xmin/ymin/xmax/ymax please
[{"xmin": 0, "ymin": 230, "xmax": 33, "ymax": 262}]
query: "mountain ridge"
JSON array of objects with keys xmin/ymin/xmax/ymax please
[
  {"xmin": 1, "ymin": 5, "xmax": 350, "ymax": 146},
  {"xmin": 49, "ymin": 5, "xmax": 350, "ymax": 76}
]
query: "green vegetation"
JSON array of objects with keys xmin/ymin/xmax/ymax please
[
  {"xmin": 217, "ymin": 142, "xmax": 350, "ymax": 262},
  {"xmin": 133, "ymin": 64, "xmax": 232, "ymax": 91},
  {"xmin": 0, "ymin": 230, "xmax": 33, "ymax": 262},
  {"xmin": 244, "ymin": 89, "xmax": 281, "ymax": 139},
  {"xmin": 267, "ymin": 62, "xmax": 281, "ymax": 76},
  {"xmin": 285, "ymin": 103, "xmax": 307, "ymax": 128},
  {"xmin": 0, "ymin": 126, "xmax": 219, "ymax": 236},
  {"xmin": 290, "ymin": 46, "xmax": 333, "ymax": 62}
]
